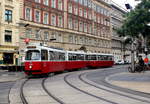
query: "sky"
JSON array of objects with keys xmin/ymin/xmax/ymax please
[{"xmin": 112, "ymin": 0, "xmax": 140, "ymax": 9}]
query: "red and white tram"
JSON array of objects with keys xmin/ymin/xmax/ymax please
[{"xmin": 24, "ymin": 44, "xmax": 114, "ymax": 75}]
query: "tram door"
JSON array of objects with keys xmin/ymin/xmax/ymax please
[{"xmin": 3, "ymin": 53, "xmax": 13, "ymax": 64}]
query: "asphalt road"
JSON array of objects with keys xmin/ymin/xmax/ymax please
[{"xmin": 0, "ymin": 82, "xmax": 15, "ymax": 104}]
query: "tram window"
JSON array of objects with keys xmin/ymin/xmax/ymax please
[
  {"xmin": 91, "ymin": 55, "xmax": 96, "ymax": 60},
  {"xmin": 68, "ymin": 53, "xmax": 72, "ymax": 60},
  {"xmin": 98, "ymin": 55, "xmax": 102, "ymax": 60},
  {"xmin": 41, "ymin": 50, "xmax": 48, "ymax": 60},
  {"xmin": 109, "ymin": 56, "xmax": 113, "ymax": 61},
  {"xmin": 49, "ymin": 51, "xmax": 55, "ymax": 60},
  {"xmin": 26, "ymin": 50, "xmax": 40, "ymax": 60},
  {"xmin": 101, "ymin": 56, "xmax": 105, "ymax": 60},
  {"xmin": 68, "ymin": 53, "xmax": 77, "ymax": 61},
  {"xmin": 58, "ymin": 52, "xmax": 65, "ymax": 61},
  {"xmin": 77, "ymin": 54, "xmax": 84, "ymax": 60},
  {"xmin": 85, "ymin": 55, "xmax": 89, "ymax": 60}
]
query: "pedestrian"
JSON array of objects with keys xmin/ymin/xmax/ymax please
[
  {"xmin": 138, "ymin": 56, "xmax": 144, "ymax": 67},
  {"xmin": 144, "ymin": 56, "xmax": 149, "ymax": 65}
]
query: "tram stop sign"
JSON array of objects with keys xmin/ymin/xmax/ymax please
[{"xmin": 24, "ymin": 38, "xmax": 30, "ymax": 44}]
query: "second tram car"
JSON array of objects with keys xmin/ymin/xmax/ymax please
[{"xmin": 24, "ymin": 44, "xmax": 114, "ymax": 75}]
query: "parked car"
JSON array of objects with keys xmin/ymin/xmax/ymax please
[{"xmin": 116, "ymin": 60, "xmax": 124, "ymax": 65}]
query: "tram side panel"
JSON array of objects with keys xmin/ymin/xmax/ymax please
[
  {"xmin": 45, "ymin": 61, "xmax": 66, "ymax": 73},
  {"xmin": 66, "ymin": 61, "xmax": 87, "ymax": 70}
]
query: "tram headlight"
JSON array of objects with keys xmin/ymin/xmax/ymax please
[{"xmin": 29, "ymin": 65, "xmax": 32, "ymax": 69}]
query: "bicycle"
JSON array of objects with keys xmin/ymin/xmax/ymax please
[
  {"xmin": 128, "ymin": 64, "xmax": 149, "ymax": 73},
  {"xmin": 128, "ymin": 66, "xmax": 135, "ymax": 73}
]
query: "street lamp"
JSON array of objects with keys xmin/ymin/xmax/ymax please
[{"xmin": 125, "ymin": 3, "xmax": 135, "ymax": 71}]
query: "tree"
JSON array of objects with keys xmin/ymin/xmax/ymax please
[{"xmin": 117, "ymin": 0, "xmax": 150, "ymax": 53}]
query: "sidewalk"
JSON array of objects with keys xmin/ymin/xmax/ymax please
[
  {"xmin": 0, "ymin": 70, "xmax": 25, "ymax": 82},
  {"xmin": 106, "ymin": 71, "xmax": 150, "ymax": 93}
]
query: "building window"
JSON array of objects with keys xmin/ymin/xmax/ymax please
[
  {"xmin": 88, "ymin": 0, "xmax": 91, "ymax": 8},
  {"xmin": 79, "ymin": 0, "xmax": 83, "ymax": 4},
  {"xmin": 84, "ymin": 23, "xmax": 87, "ymax": 32},
  {"xmin": 5, "ymin": 30, "xmax": 12, "ymax": 42},
  {"xmin": 35, "ymin": 30, "xmax": 40, "ymax": 39},
  {"xmin": 26, "ymin": 29, "xmax": 32, "ymax": 38},
  {"xmin": 79, "ymin": 21, "xmax": 83, "ymax": 31},
  {"xmin": 68, "ymin": 3, "xmax": 72, "ymax": 13},
  {"xmin": 68, "ymin": 18, "xmax": 73, "ymax": 29},
  {"xmin": 79, "ymin": 8, "xmax": 82, "ymax": 17},
  {"xmin": 74, "ymin": 20, "xmax": 78, "ymax": 30},
  {"xmin": 88, "ymin": 11, "xmax": 92, "ymax": 19},
  {"xmin": 43, "ymin": 0, "xmax": 49, "ymax": 6},
  {"xmin": 58, "ymin": 34, "xmax": 62, "ymax": 42},
  {"xmin": 51, "ymin": 0, "xmax": 56, "ymax": 8},
  {"xmin": 58, "ymin": 0, "xmax": 63, "ymax": 10},
  {"xmin": 43, "ymin": 12, "xmax": 49, "ymax": 24},
  {"xmin": 5, "ymin": 9, "xmax": 12, "ymax": 22},
  {"xmin": 94, "ymin": 13, "xmax": 96, "ymax": 22},
  {"xmin": 69, "ymin": 35, "xmax": 73, "ymax": 43},
  {"xmin": 35, "ymin": 0, "xmax": 40, "ymax": 3},
  {"xmin": 88, "ymin": 24, "xmax": 92, "ymax": 34},
  {"xmin": 51, "ymin": 14, "xmax": 56, "ymax": 26},
  {"xmin": 93, "ymin": 25, "xmax": 97, "ymax": 35},
  {"xmin": 25, "ymin": 8, "xmax": 32, "ymax": 21},
  {"xmin": 44, "ymin": 31, "xmax": 49, "ymax": 40},
  {"xmin": 35, "ymin": 10, "xmax": 41, "ymax": 22},
  {"xmin": 58, "ymin": 16, "xmax": 63, "ymax": 27},
  {"xmin": 84, "ymin": 9, "xmax": 87, "ymax": 18},
  {"xmin": 83, "ymin": 0, "xmax": 88, "ymax": 6},
  {"xmin": 74, "ymin": 6, "xmax": 78, "ymax": 15}
]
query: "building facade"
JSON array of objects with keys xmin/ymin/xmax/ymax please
[
  {"xmin": 0, "ymin": 0, "xmax": 20, "ymax": 66},
  {"xmin": 18, "ymin": 0, "xmax": 112, "ymax": 62},
  {"xmin": 111, "ymin": 2, "xmax": 131, "ymax": 63}
]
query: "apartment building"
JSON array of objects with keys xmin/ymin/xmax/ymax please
[
  {"xmin": 0, "ymin": 0, "xmax": 20, "ymax": 66},
  {"xmin": 18, "ymin": 0, "xmax": 112, "ymax": 61},
  {"xmin": 111, "ymin": 2, "xmax": 131, "ymax": 63}
]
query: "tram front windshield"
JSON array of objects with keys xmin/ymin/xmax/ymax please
[{"xmin": 26, "ymin": 50, "xmax": 40, "ymax": 60}]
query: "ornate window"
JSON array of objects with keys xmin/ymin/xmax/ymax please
[
  {"xmin": 5, "ymin": 30, "xmax": 12, "ymax": 42},
  {"xmin": 25, "ymin": 8, "xmax": 32, "ymax": 21},
  {"xmin": 35, "ymin": 0, "xmax": 40, "ymax": 3},
  {"xmin": 58, "ymin": 16, "xmax": 63, "ymax": 27},
  {"xmin": 79, "ymin": 8, "xmax": 83, "ymax": 17},
  {"xmin": 35, "ymin": 10, "xmax": 41, "ymax": 22},
  {"xmin": 74, "ymin": 6, "xmax": 78, "ymax": 15},
  {"xmin": 84, "ymin": 23, "xmax": 87, "ymax": 32},
  {"xmin": 35, "ymin": 30, "xmax": 40, "ymax": 39},
  {"xmin": 43, "ymin": 0, "xmax": 49, "ymax": 6},
  {"xmin": 84, "ymin": 9, "xmax": 87, "ymax": 18},
  {"xmin": 51, "ymin": 0, "xmax": 56, "ymax": 8},
  {"xmin": 5, "ymin": 9, "xmax": 12, "ymax": 22},
  {"xmin": 58, "ymin": 0, "xmax": 63, "ymax": 10},
  {"xmin": 68, "ymin": 18, "xmax": 73, "ymax": 29},
  {"xmin": 74, "ymin": 20, "xmax": 78, "ymax": 30},
  {"xmin": 79, "ymin": 21, "xmax": 83, "ymax": 31},
  {"xmin": 43, "ymin": 12, "xmax": 49, "ymax": 24},
  {"xmin": 44, "ymin": 31, "xmax": 49, "ymax": 40},
  {"xmin": 68, "ymin": 3, "xmax": 72, "ymax": 13},
  {"xmin": 51, "ymin": 14, "xmax": 56, "ymax": 26}
]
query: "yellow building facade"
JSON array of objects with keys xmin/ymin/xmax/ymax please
[{"xmin": 0, "ymin": 0, "xmax": 20, "ymax": 66}]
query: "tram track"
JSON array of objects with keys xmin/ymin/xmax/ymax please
[
  {"xmin": 20, "ymin": 79, "xmax": 29, "ymax": 104},
  {"xmin": 42, "ymin": 78, "xmax": 66, "ymax": 104},
  {"xmin": 79, "ymin": 72, "xmax": 150, "ymax": 104},
  {"xmin": 64, "ymin": 73, "xmax": 119, "ymax": 104}
]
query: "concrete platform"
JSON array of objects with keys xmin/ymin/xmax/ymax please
[
  {"xmin": 106, "ymin": 71, "xmax": 150, "ymax": 93},
  {"xmin": 0, "ymin": 70, "xmax": 25, "ymax": 82}
]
